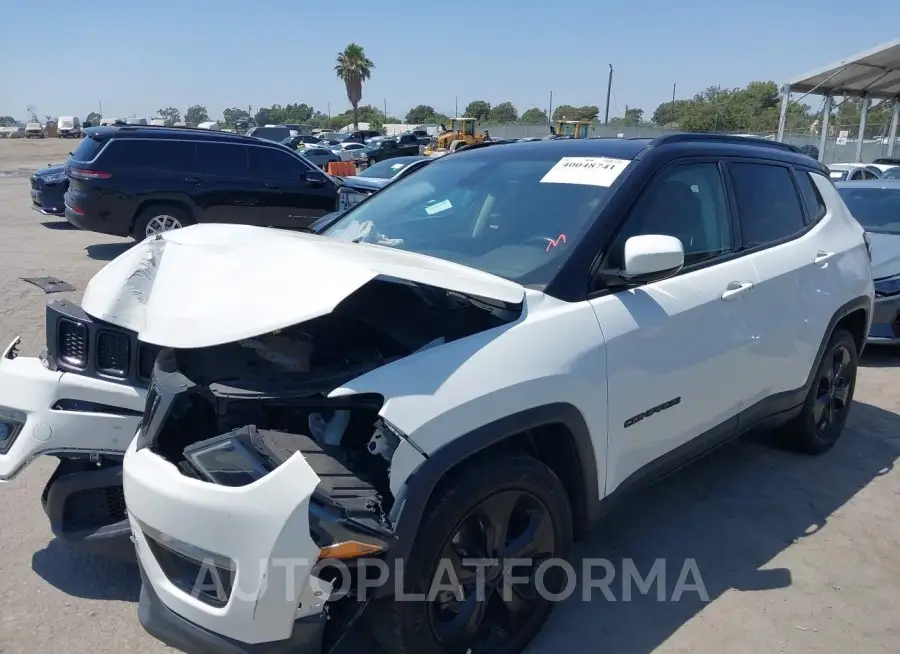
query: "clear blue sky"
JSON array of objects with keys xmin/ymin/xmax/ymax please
[{"xmin": 2, "ymin": 0, "xmax": 898, "ymax": 122}]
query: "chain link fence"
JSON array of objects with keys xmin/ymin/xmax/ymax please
[{"xmin": 464, "ymin": 121, "xmax": 897, "ymax": 164}]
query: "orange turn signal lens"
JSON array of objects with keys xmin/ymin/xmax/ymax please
[{"xmin": 317, "ymin": 541, "xmax": 384, "ymax": 561}]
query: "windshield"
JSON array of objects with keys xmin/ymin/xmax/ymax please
[
  {"xmin": 322, "ymin": 151, "xmax": 621, "ymax": 287},
  {"xmin": 838, "ymin": 187, "xmax": 900, "ymax": 234},
  {"xmin": 359, "ymin": 159, "xmax": 413, "ymax": 178}
]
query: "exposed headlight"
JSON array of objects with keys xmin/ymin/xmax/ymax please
[
  {"xmin": 42, "ymin": 172, "xmax": 66, "ymax": 183},
  {"xmin": 183, "ymin": 426, "xmax": 270, "ymax": 487},
  {"xmin": 0, "ymin": 406, "xmax": 26, "ymax": 455},
  {"xmin": 874, "ymin": 275, "xmax": 900, "ymax": 297}
]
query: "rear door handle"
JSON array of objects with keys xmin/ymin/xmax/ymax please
[
  {"xmin": 234, "ymin": 199, "xmax": 259, "ymax": 206},
  {"xmin": 721, "ymin": 281, "xmax": 754, "ymax": 301},
  {"xmin": 264, "ymin": 183, "xmax": 280, "ymax": 189},
  {"xmin": 814, "ymin": 250, "xmax": 835, "ymax": 266},
  {"xmin": 183, "ymin": 177, "xmax": 201, "ymax": 184}
]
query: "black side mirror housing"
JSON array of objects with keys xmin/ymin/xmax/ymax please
[{"xmin": 304, "ymin": 170, "xmax": 328, "ymax": 187}]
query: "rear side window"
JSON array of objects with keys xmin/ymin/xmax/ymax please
[
  {"xmin": 70, "ymin": 136, "xmax": 106, "ymax": 162},
  {"xmin": 196, "ymin": 143, "xmax": 249, "ymax": 176},
  {"xmin": 104, "ymin": 139, "xmax": 192, "ymax": 171},
  {"xmin": 249, "ymin": 146, "xmax": 309, "ymax": 179},
  {"xmin": 729, "ymin": 163, "xmax": 806, "ymax": 247},
  {"xmin": 794, "ymin": 170, "xmax": 827, "ymax": 223}
]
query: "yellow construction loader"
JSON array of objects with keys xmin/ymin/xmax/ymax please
[
  {"xmin": 551, "ymin": 120, "xmax": 594, "ymax": 139},
  {"xmin": 435, "ymin": 118, "xmax": 486, "ymax": 149}
]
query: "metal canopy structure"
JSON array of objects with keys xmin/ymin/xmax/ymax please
[{"xmin": 776, "ymin": 38, "xmax": 900, "ymax": 162}]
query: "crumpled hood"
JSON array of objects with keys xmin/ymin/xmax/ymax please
[
  {"xmin": 866, "ymin": 231, "xmax": 900, "ymax": 279},
  {"xmin": 81, "ymin": 223, "xmax": 525, "ymax": 349}
]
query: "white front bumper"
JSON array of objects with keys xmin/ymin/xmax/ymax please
[
  {"xmin": 0, "ymin": 337, "xmax": 145, "ymax": 481},
  {"xmin": 124, "ymin": 435, "xmax": 328, "ymax": 645}
]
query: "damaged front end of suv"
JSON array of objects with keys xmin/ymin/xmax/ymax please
[{"xmin": 101, "ymin": 224, "xmax": 525, "ymax": 652}]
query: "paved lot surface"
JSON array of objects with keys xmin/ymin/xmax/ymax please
[{"xmin": 0, "ymin": 138, "xmax": 898, "ymax": 653}]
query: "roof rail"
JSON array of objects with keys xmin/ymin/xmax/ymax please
[{"xmin": 650, "ymin": 132, "xmax": 802, "ymax": 153}]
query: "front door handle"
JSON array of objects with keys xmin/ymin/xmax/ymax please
[
  {"xmin": 814, "ymin": 250, "xmax": 835, "ymax": 266},
  {"xmin": 721, "ymin": 281, "xmax": 754, "ymax": 301}
]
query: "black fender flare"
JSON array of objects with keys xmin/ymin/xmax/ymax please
[{"xmin": 380, "ymin": 402, "xmax": 602, "ymax": 595}]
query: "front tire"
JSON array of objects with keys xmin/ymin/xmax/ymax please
[
  {"xmin": 368, "ymin": 453, "xmax": 573, "ymax": 654},
  {"xmin": 778, "ymin": 328, "xmax": 858, "ymax": 454}
]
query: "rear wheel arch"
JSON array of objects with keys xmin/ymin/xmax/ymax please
[{"xmin": 385, "ymin": 403, "xmax": 602, "ymax": 583}]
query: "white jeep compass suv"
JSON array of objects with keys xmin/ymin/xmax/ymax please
[{"xmin": 74, "ymin": 134, "xmax": 875, "ymax": 654}]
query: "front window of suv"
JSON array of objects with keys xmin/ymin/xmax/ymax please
[{"xmin": 322, "ymin": 151, "xmax": 623, "ymax": 287}]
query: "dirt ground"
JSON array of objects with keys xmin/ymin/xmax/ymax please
[{"xmin": 0, "ymin": 138, "xmax": 898, "ymax": 654}]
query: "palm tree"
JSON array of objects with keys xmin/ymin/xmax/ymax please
[{"xmin": 334, "ymin": 44, "xmax": 374, "ymax": 131}]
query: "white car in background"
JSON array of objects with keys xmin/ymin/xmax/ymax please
[
  {"xmin": 330, "ymin": 141, "xmax": 368, "ymax": 161},
  {"xmin": 827, "ymin": 162, "xmax": 883, "ymax": 181}
]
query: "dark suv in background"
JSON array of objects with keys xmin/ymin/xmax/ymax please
[{"xmin": 64, "ymin": 126, "xmax": 344, "ymax": 239}]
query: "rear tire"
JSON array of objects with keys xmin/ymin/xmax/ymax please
[
  {"xmin": 132, "ymin": 204, "xmax": 193, "ymax": 240},
  {"xmin": 368, "ymin": 453, "xmax": 573, "ymax": 654},
  {"xmin": 777, "ymin": 328, "xmax": 857, "ymax": 454}
]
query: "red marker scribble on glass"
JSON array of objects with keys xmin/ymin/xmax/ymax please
[{"xmin": 546, "ymin": 234, "xmax": 567, "ymax": 252}]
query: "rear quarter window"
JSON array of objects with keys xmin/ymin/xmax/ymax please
[
  {"xmin": 70, "ymin": 136, "xmax": 106, "ymax": 162},
  {"xmin": 794, "ymin": 170, "xmax": 827, "ymax": 223}
]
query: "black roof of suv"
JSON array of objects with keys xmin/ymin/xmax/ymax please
[{"xmin": 64, "ymin": 124, "xmax": 346, "ymax": 240}]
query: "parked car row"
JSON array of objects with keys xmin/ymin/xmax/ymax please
[{"xmin": 5, "ymin": 133, "xmax": 881, "ymax": 654}]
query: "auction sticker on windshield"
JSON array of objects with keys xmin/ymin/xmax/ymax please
[
  {"xmin": 425, "ymin": 199, "xmax": 453, "ymax": 215},
  {"xmin": 540, "ymin": 157, "xmax": 631, "ymax": 187}
]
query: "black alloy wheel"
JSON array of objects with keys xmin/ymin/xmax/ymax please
[
  {"xmin": 813, "ymin": 343, "xmax": 852, "ymax": 436},
  {"xmin": 427, "ymin": 490, "xmax": 557, "ymax": 653}
]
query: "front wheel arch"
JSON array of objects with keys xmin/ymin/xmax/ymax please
[{"xmin": 382, "ymin": 403, "xmax": 601, "ymax": 596}]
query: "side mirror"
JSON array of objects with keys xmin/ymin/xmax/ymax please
[
  {"xmin": 304, "ymin": 170, "xmax": 328, "ymax": 187},
  {"xmin": 623, "ymin": 234, "xmax": 684, "ymax": 278},
  {"xmin": 595, "ymin": 234, "xmax": 684, "ymax": 289}
]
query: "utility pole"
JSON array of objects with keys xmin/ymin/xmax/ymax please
[
  {"xmin": 98, "ymin": 101, "xmax": 103, "ymax": 119},
  {"xmin": 455, "ymin": 96, "xmax": 458, "ymax": 118},
  {"xmin": 549, "ymin": 90, "xmax": 553, "ymax": 125},
  {"xmin": 671, "ymin": 83, "xmax": 676, "ymax": 117},
  {"xmin": 604, "ymin": 64, "xmax": 613, "ymax": 125},
  {"xmin": 327, "ymin": 103, "xmax": 331, "ymax": 121}
]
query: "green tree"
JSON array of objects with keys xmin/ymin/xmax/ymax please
[
  {"xmin": 464, "ymin": 100, "xmax": 491, "ymax": 121},
  {"xmin": 334, "ymin": 43, "xmax": 374, "ymax": 130},
  {"xmin": 222, "ymin": 107, "xmax": 250, "ymax": 127},
  {"xmin": 520, "ymin": 107, "xmax": 548, "ymax": 124},
  {"xmin": 156, "ymin": 106, "xmax": 181, "ymax": 126},
  {"xmin": 406, "ymin": 105, "xmax": 438, "ymax": 123},
  {"xmin": 651, "ymin": 99, "xmax": 691, "ymax": 126},
  {"xmin": 618, "ymin": 107, "xmax": 644, "ymax": 125},
  {"xmin": 84, "ymin": 112, "xmax": 102, "ymax": 125},
  {"xmin": 552, "ymin": 104, "xmax": 599, "ymax": 121},
  {"xmin": 185, "ymin": 105, "xmax": 209, "ymax": 125},
  {"xmin": 0, "ymin": 116, "xmax": 17, "ymax": 127},
  {"xmin": 329, "ymin": 105, "xmax": 398, "ymax": 131},
  {"xmin": 488, "ymin": 102, "xmax": 518, "ymax": 123}
]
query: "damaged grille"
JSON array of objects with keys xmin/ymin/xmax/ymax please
[
  {"xmin": 46, "ymin": 299, "xmax": 160, "ymax": 387},
  {"xmin": 58, "ymin": 319, "xmax": 88, "ymax": 367},
  {"xmin": 97, "ymin": 330, "xmax": 129, "ymax": 376}
]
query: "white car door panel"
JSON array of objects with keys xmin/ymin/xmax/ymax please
[
  {"xmin": 589, "ymin": 160, "xmax": 755, "ymax": 493},
  {"xmin": 593, "ymin": 258, "xmax": 756, "ymax": 492},
  {"xmin": 729, "ymin": 163, "xmax": 849, "ymax": 407}
]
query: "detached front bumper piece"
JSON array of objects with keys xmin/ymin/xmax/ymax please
[
  {"xmin": 125, "ymin": 435, "xmax": 333, "ymax": 651},
  {"xmin": 0, "ymin": 337, "xmax": 145, "ymax": 480},
  {"xmin": 0, "ymin": 336, "xmax": 145, "ymax": 557}
]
